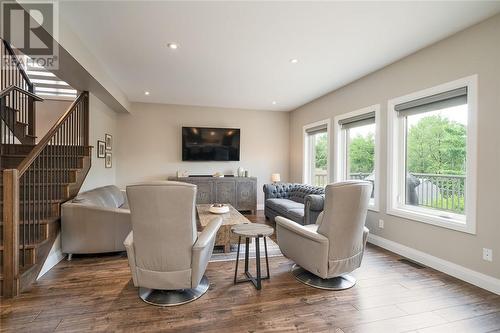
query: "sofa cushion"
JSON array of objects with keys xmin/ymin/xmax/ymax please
[
  {"xmin": 286, "ymin": 208, "xmax": 305, "ymax": 223},
  {"xmin": 266, "ymin": 198, "xmax": 304, "ymax": 216}
]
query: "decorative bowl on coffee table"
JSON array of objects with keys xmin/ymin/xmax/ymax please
[{"xmin": 209, "ymin": 204, "xmax": 230, "ymax": 214}]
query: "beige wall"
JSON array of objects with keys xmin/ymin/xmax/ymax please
[
  {"xmin": 115, "ymin": 103, "xmax": 290, "ymax": 206},
  {"xmin": 289, "ymin": 15, "xmax": 500, "ymax": 278},
  {"xmin": 36, "ymin": 99, "xmax": 73, "ymax": 142},
  {"xmin": 80, "ymin": 93, "xmax": 118, "ymax": 192}
]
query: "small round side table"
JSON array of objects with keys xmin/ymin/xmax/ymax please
[{"xmin": 231, "ymin": 224, "xmax": 274, "ymax": 290}]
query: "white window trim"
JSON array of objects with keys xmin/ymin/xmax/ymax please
[
  {"xmin": 387, "ymin": 75, "xmax": 478, "ymax": 234},
  {"xmin": 334, "ymin": 105, "xmax": 381, "ymax": 212},
  {"xmin": 302, "ymin": 119, "xmax": 331, "ymax": 186}
]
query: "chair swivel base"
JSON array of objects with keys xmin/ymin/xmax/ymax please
[
  {"xmin": 138, "ymin": 275, "xmax": 209, "ymax": 307},
  {"xmin": 291, "ymin": 265, "xmax": 356, "ymax": 290}
]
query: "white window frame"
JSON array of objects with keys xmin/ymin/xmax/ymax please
[
  {"xmin": 387, "ymin": 75, "xmax": 477, "ymax": 234},
  {"xmin": 334, "ymin": 105, "xmax": 381, "ymax": 211},
  {"xmin": 303, "ymin": 119, "xmax": 331, "ymax": 186}
]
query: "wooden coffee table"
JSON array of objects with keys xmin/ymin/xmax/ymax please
[{"xmin": 196, "ymin": 204, "xmax": 251, "ymax": 253}]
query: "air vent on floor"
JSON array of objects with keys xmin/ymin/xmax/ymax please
[{"xmin": 398, "ymin": 258, "xmax": 426, "ymax": 269}]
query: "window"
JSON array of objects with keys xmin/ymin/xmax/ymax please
[
  {"xmin": 334, "ymin": 105, "xmax": 380, "ymax": 210},
  {"xmin": 303, "ymin": 120, "xmax": 330, "ymax": 187},
  {"xmin": 387, "ymin": 76, "xmax": 477, "ymax": 233}
]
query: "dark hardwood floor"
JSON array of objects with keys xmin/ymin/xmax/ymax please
[{"xmin": 1, "ymin": 211, "xmax": 499, "ymax": 332}]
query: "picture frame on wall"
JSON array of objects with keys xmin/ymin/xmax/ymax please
[
  {"xmin": 105, "ymin": 134, "xmax": 112, "ymax": 150},
  {"xmin": 105, "ymin": 152, "xmax": 112, "ymax": 168},
  {"xmin": 97, "ymin": 140, "xmax": 106, "ymax": 158}
]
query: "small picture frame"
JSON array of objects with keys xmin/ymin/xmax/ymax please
[
  {"xmin": 97, "ymin": 140, "xmax": 106, "ymax": 158},
  {"xmin": 105, "ymin": 133, "xmax": 112, "ymax": 150},
  {"xmin": 105, "ymin": 152, "xmax": 112, "ymax": 168}
]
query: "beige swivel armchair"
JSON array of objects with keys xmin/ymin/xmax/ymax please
[
  {"xmin": 124, "ymin": 181, "xmax": 222, "ymax": 306},
  {"xmin": 276, "ymin": 181, "xmax": 372, "ymax": 290}
]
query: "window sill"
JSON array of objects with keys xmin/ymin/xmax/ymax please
[{"xmin": 386, "ymin": 206, "xmax": 475, "ymax": 234}]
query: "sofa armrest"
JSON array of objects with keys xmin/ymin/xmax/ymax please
[
  {"xmin": 121, "ymin": 190, "xmax": 129, "ymax": 209},
  {"xmin": 192, "ymin": 217, "xmax": 222, "ymax": 287},
  {"xmin": 305, "ymin": 194, "xmax": 324, "ymax": 211},
  {"xmin": 263, "ymin": 184, "xmax": 277, "ymax": 200},
  {"xmin": 304, "ymin": 194, "xmax": 324, "ymax": 225}
]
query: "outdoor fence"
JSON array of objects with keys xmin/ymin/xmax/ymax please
[{"xmin": 314, "ymin": 171, "xmax": 465, "ymax": 214}]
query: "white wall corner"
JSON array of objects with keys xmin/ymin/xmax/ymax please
[
  {"xmin": 367, "ymin": 234, "xmax": 500, "ymax": 295},
  {"xmin": 37, "ymin": 234, "xmax": 66, "ymax": 279},
  {"xmin": 257, "ymin": 204, "xmax": 265, "ymax": 210}
]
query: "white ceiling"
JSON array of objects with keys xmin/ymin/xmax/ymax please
[{"xmin": 60, "ymin": 1, "xmax": 500, "ymax": 111}]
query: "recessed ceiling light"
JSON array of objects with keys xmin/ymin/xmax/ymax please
[
  {"xmin": 290, "ymin": 58, "xmax": 299, "ymax": 64},
  {"xmin": 272, "ymin": 101, "xmax": 277, "ymax": 105},
  {"xmin": 167, "ymin": 43, "xmax": 179, "ymax": 50},
  {"xmin": 144, "ymin": 91, "xmax": 150, "ymax": 96}
]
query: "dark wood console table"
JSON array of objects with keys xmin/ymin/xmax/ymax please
[{"xmin": 169, "ymin": 176, "xmax": 257, "ymax": 214}]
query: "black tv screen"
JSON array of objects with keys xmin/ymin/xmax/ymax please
[{"xmin": 182, "ymin": 127, "xmax": 240, "ymax": 161}]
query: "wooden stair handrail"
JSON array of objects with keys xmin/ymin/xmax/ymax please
[
  {"xmin": 17, "ymin": 91, "xmax": 88, "ymax": 176},
  {"xmin": 0, "ymin": 85, "xmax": 43, "ymax": 101},
  {"xmin": 2, "ymin": 39, "xmax": 33, "ymax": 90}
]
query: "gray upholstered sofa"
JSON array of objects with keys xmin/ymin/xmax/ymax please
[
  {"xmin": 263, "ymin": 183, "xmax": 325, "ymax": 225},
  {"xmin": 61, "ymin": 185, "xmax": 131, "ymax": 257}
]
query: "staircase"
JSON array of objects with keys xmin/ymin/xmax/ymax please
[{"xmin": 1, "ymin": 39, "xmax": 91, "ymax": 297}]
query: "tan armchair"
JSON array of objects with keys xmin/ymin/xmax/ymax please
[
  {"xmin": 124, "ymin": 181, "xmax": 221, "ymax": 306},
  {"xmin": 276, "ymin": 181, "xmax": 372, "ymax": 290}
]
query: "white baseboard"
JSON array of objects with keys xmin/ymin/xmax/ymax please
[
  {"xmin": 37, "ymin": 234, "xmax": 66, "ymax": 279},
  {"xmin": 368, "ymin": 234, "xmax": 500, "ymax": 295}
]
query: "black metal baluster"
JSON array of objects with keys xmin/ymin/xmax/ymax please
[
  {"xmin": 36, "ymin": 158, "xmax": 40, "ymax": 242},
  {"xmin": 21, "ymin": 176, "xmax": 26, "ymax": 267}
]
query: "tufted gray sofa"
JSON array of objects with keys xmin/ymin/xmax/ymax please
[{"xmin": 263, "ymin": 183, "xmax": 325, "ymax": 225}]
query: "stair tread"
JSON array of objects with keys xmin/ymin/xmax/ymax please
[
  {"xmin": 0, "ymin": 181, "xmax": 74, "ymax": 186},
  {"xmin": 0, "ymin": 199, "xmax": 62, "ymax": 204},
  {"xmin": 3, "ymin": 154, "xmax": 87, "ymax": 158},
  {"xmin": 23, "ymin": 168, "xmax": 82, "ymax": 171},
  {"xmin": 0, "ymin": 217, "xmax": 59, "ymax": 226},
  {"xmin": 0, "ymin": 237, "xmax": 51, "ymax": 252}
]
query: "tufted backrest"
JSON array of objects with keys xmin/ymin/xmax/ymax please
[
  {"xmin": 289, "ymin": 184, "xmax": 325, "ymax": 204},
  {"xmin": 126, "ymin": 181, "xmax": 197, "ymax": 275},
  {"xmin": 317, "ymin": 181, "xmax": 372, "ymax": 262},
  {"xmin": 265, "ymin": 183, "xmax": 296, "ymax": 199},
  {"xmin": 72, "ymin": 185, "xmax": 125, "ymax": 208},
  {"xmin": 263, "ymin": 183, "xmax": 325, "ymax": 203}
]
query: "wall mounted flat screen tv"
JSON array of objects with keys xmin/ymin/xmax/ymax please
[{"xmin": 182, "ymin": 127, "xmax": 240, "ymax": 161}]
